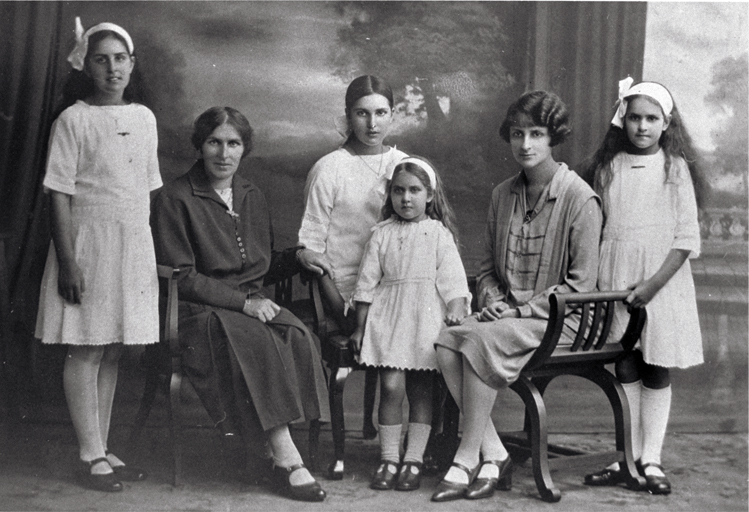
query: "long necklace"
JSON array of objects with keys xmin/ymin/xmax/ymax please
[{"xmin": 354, "ymin": 149, "xmax": 384, "ymax": 177}]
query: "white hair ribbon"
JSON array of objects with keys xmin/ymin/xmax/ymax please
[
  {"xmin": 610, "ymin": 77, "xmax": 674, "ymax": 128},
  {"xmin": 67, "ymin": 17, "xmax": 135, "ymax": 71},
  {"xmin": 398, "ymin": 157, "xmax": 437, "ymax": 190}
]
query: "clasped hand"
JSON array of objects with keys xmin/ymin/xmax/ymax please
[
  {"xmin": 243, "ymin": 296, "xmax": 280, "ymax": 323},
  {"xmin": 478, "ymin": 301, "xmax": 519, "ymax": 322}
]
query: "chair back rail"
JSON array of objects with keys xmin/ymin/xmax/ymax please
[{"xmin": 157, "ymin": 265, "xmax": 182, "ymax": 373}]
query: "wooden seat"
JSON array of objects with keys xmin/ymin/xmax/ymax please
[
  {"xmin": 129, "ymin": 264, "xmax": 320, "ymax": 486},
  {"xmin": 497, "ymin": 290, "xmax": 648, "ymax": 502}
]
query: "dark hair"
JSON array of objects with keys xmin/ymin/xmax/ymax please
[
  {"xmin": 343, "ymin": 75, "xmax": 394, "ymax": 145},
  {"xmin": 587, "ymin": 93, "xmax": 707, "ymax": 208},
  {"xmin": 191, "ymin": 107, "xmax": 253, "ymax": 158},
  {"xmin": 57, "ymin": 29, "xmax": 145, "ymax": 115},
  {"xmin": 499, "ymin": 91, "xmax": 571, "ymax": 147},
  {"xmin": 381, "ymin": 157, "xmax": 460, "ymax": 244}
]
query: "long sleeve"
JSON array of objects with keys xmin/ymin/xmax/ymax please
[
  {"xmin": 151, "ymin": 191, "xmax": 247, "ymax": 311},
  {"xmin": 476, "ymin": 189, "xmax": 507, "ymax": 309},
  {"xmin": 517, "ymin": 196, "xmax": 602, "ymax": 319},
  {"xmin": 298, "ymin": 160, "xmax": 337, "ymax": 253}
]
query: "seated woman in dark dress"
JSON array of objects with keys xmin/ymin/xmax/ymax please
[{"xmin": 151, "ymin": 107, "xmax": 329, "ymax": 502}]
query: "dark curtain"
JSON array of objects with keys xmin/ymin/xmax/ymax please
[
  {"xmin": 0, "ymin": 2, "xmax": 65, "ymax": 411},
  {"xmin": 525, "ymin": 2, "xmax": 647, "ymax": 172}
]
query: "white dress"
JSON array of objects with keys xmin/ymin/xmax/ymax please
[
  {"xmin": 298, "ymin": 146, "xmax": 408, "ymax": 301},
  {"xmin": 353, "ymin": 218, "xmax": 471, "ymax": 371},
  {"xmin": 35, "ymin": 101, "xmax": 161, "ymax": 346},
  {"xmin": 598, "ymin": 150, "xmax": 702, "ymax": 368}
]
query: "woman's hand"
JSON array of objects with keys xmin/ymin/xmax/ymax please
[
  {"xmin": 625, "ymin": 279, "xmax": 659, "ymax": 309},
  {"xmin": 349, "ymin": 327, "xmax": 364, "ymax": 355},
  {"xmin": 297, "ymin": 248, "xmax": 334, "ymax": 277},
  {"xmin": 57, "ymin": 259, "xmax": 85, "ymax": 304},
  {"xmin": 243, "ymin": 297, "xmax": 281, "ymax": 323},
  {"xmin": 444, "ymin": 297, "xmax": 468, "ymax": 326},
  {"xmin": 478, "ymin": 300, "xmax": 511, "ymax": 322}
]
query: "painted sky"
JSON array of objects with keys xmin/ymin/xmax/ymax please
[{"xmin": 644, "ymin": 2, "xmax": 748, "ymax": 152}]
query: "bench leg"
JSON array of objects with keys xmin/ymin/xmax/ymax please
[
  {"xmin": 327, "ymin": 365, "xmax": 351, "ymax": 480},
  {"xmin": 510, "ymin": 375, "xmax": 561, "ymax": 503},
  {"xmin": 583, "ymin": 367, "xmax": 646, "ymax": 490}
]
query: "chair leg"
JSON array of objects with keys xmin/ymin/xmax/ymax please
[
  {"xmin": 583, "ymin": 367, "xmax": 646, "ymax": 490},
  {"xmin": 510, "ymin": 376, "xmax": 561, "ymax": 503},
  {"xmin": 128, "ymin": 363, "xmax": 161, "ymax": 448},
  {"xmin": 308, "ymin": 419, "xmax": 321, "ymax": 472},
  {"xmin": 168, "ymin": 368, "xmax": 183, "ymax": 487},
  {"xmin": 326, "ymin": 364, "xmax": 351, "ymax": 480}
]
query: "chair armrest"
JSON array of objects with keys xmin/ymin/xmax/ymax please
[{"xmin": 523, "ymin": 290, "xmax": 647, "ymax": 372}]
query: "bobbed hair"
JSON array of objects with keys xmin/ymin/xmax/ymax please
[
  {"xmin": 499, "ymin": 91, "xmax": 571, "ymax": 147},
  {"xmin": 381, "ymin": 157, "xmax": 459, "ymax": 245},
  {"xmin": 191, "ymin": 107, "xmax": 253, "ymax": 159}
]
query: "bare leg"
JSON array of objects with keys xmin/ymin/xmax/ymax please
[
  {"xmin": 362, "ymin": 367, "xmax": 378, "ymax": 439},
  {"xmin": 64, "ymin": 345, "xmax": 110, "ymax": 474}
]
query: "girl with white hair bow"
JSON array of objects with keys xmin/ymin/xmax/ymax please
[{"xmin": 35, "ymin": 17, "xmax": 159, "ymax": 492}]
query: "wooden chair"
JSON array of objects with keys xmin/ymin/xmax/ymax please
[
  {"xmin": 129, "ymin": 265, "xmax": 184, "ymax": 486},
  {"xmin": 289, "ymin": 275, "xmax": 366, "ymax": 480},
  {"xmin": 129, "ymin": 264, "xmax": 320, "ymax": 486},
  {"xmin": 496, "ymin": 290, "xmax": 648, "ymax": 502}
]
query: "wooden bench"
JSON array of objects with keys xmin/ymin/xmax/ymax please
[{"xmin": 496, "ymin": 289, "xmax": 648, "ymax": 501}]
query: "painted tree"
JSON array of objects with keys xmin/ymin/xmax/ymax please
[
  {"xmin": 328, "ymin": 2, "xmax": 515, "ymax": 169},
  {"xmin": 705, "ymin": 53, "xmax": 748, "ymax": 178}
]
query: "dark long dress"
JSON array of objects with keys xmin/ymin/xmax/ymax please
[{"xmin": 151, "ymin": 161, "xmax": 329, "ymax": 441}]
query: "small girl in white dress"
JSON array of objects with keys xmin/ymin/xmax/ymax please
[
  {"xmin": 584, "ymin": 78, "xmax": 706, "ymax": 495},
  {"xmin": 349, "ymin": 157, "xmax": 471, "ymax": 492},
  {"xmin": 35, "ymin": 18, "xmax": 159, "ymax": 492}
]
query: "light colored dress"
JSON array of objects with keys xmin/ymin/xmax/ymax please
[
  {"xmin": 353, "ymin": 218, "xmax": 470, "ymax": 371},
  {"xmin": 35, "ymin": 101, "xmax": 161, "ymax": 346},
  {"xmin": 598, "ymin": 150, "xmax": 702, "ymax": 368},
  {"xmin": 298, "ymin": 146, "xmax": 408, "ymax": 300}
]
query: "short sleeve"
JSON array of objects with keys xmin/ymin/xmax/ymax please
[
  {"xmin": 352, "ymin": 229, "xmax": 383, "ymax": 304},
  {"xmin": 43, "ymin": 110, "xmax": 79, "ymax": 195},
  {"xmin": 144, "ymin": 108, "xmax": 162, "ymax": 192},
  {"xmin": 670, "ymin": 159, "xmax": 700, "ymax": 258},
  {"xmin": 435, "ymin": 226, "xmax": 471, "ymax": 307}
]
